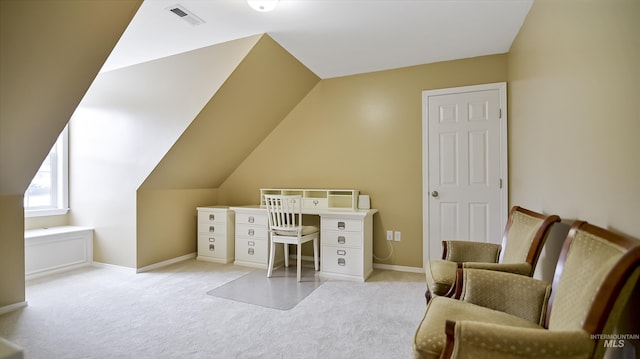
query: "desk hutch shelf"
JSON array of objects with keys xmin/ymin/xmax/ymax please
[{"xmin": 259, "ymin": 188, "xmax": 360, "ymax": 212}]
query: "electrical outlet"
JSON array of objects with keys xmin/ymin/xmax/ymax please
[
  {"xmin": 386, "ymin": 230, "xmax": 393, "ymax": 241},
  {"xmin": 394, "ymin": 231, "xmax": 401, "ymax": 241}
]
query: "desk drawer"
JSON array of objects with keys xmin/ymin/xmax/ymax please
[
  {"xmin": 303, "ymin": 198, "xmax": 328, "ymax": 211},
  {"xmin": 235, "ymin": 238, "xmax": 267, "ymax": 263},
  {"xmin": 235, "ymin": 224, "xmax": 267, "ymax": 239},
  {"xmin": 236, "ymin": 212, "xmax": 268, "ymax": 226},
  {"xmin": 322, "ymin": 218, "xmax": 362, "ymax": 232},
  {"xmin": 323, "ymin": 230, "xmax": 362, "ymax": 248},
  {"xmin": 322, "ymin": 246, "xmax": 362, "ymax": 276},
  {"xmin": 197, "ymin": 222, "xmax": 227, "ymax": 235},
  {"xmin": 197, "ymin": 234, "xmax": 228, "ymax": 258},
  {"xmin": 197, "ymin": 211, "xmax": 227, "ymax": 224}
]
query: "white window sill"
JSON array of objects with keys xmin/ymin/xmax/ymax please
[{"xmin": 25, "ymin": 208, "xmax": 70, "ymax": 218}]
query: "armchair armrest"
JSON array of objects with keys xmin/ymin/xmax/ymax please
[
  {"xmin": 462, "ymin": 262, "xmax": 532, "ymax": 276},
  {"xmin": 443, "ymin": 320, "xmax": 594, "ymax": 359},
  {"xmin": 443, "ymin": 241, "xmax": 501, "ymax": 263},
  {"xmin": 459, "ymin": 269, "xmax": 551, "ymax": 325}
]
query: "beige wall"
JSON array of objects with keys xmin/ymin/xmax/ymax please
[
  {"xmin": 136, "ymin": 36, "xmax": 319, "ymax": 268},
  {"xmin": 0, "ymin": 0, "xmax": 141, "ymax": 195},
  {"xmin": 0, "ymin": 196, "xmax": 25, "ymax": 308},
  {"xmin": 6, "ymin": 0, "xmax": 637, "ymax": 316},
  {"xmin": 0, "ymin": 0, "xmax": 141, "ymax": 309},
  {"xmin": 69, "ymin": 36, "xmax": 262, "ymax": 268},
  {"xmin": 137, "ymin": 189, "xmax": 218, "ymax": 267},
  {"xmin": 220, "ymin": 54, "xmax": 508, "ymax": 268},
  {"xmin": 508, "ymin": 1, "xmax": 639, "ymax": 353},
  {"xmin": 508, "ymin": 0, "xmax": 640, "ymax": 238},
  {"xmin": 25, "ymin": 214, "xmax": 69, "ymax": 230}
]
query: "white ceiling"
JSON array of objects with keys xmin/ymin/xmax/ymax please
[{"xmin": 102, "ymin": 0, "xmax": 533, "ymax": 79}]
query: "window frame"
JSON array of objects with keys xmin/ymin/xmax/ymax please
[{"xmin": 24, "ymin": 126, "xmax": 69, "ymax": 218}]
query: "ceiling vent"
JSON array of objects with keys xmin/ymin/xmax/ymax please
[{"xmin": 166, "ymin": 4, "xmax": 205, "ymax": 26}]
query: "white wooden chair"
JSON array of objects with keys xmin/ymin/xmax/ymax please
[{"xmin": 264, "ymin": 194, "xmax": 319, "ymax": 282}]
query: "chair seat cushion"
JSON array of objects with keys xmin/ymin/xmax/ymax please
[
  {"xmin": 274, "ymin": 225, "xmax": 318, "ymax": 236},
  {"xmin": 413, "ymin": 296, "xmax": 543, "ymax": 359},
  {"xmin": 425, "ymin": 259, "xmax": 457, "ymax": 296}
]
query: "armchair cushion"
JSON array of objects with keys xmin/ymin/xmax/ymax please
[
  {"xmin": 459, "ymin": 269, "xmax": 551, "ymax": 325},
  {"xmin": 425, "ymin": 259, "xmax": 458, "ymax": 296},
  {"xmin": 447, "ymin": 321, "xmax": 594, "ymax": 359},
  {"xmin": 462, "ymin": 262, "xmax": 532, "ymax": 276},
  {"xmin": 548, "ymin": 230, "xmax": 626, "ymax": 331},
  {"xmin": 444, "ymin": 241, "xmax": 501, "ymax": 263},
  {"xmin": 501, "ymin": 210, "xmax": 546, "ymax": 263},
  {"xmin": 426, "ymin": 242, "xmax": 501, "ymax": 297},
  {"xmin": 413, "ymin": 297, "xmax": 542, "ymax": 359}
]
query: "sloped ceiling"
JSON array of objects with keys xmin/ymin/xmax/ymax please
[
  {"xmin": 72, "ymin": 35, "xmax": 267, "ymax": 193},
  {"xmin": 0, "ymin": 0, "xmax": 142, "ymax": 195},
  {"xmin": 140, "ymin": 35, "xmax": 320, "ymax": 190},
  {"xmin": 103, "ymin": 0, "xmax": 533, "ymax": 79}
]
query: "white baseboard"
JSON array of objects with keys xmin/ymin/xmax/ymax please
[
  {"xmin": 26, "ymin": 262, "xmax": 92, "ymax": 281},
  {"xmin": 136, "ymin": 253, "xmax": 196, "ymax": 273},
  {"xmin": 0, "ymin": 337, "xmax": 23, "ymax": 359},
  {"xmin": 290, "ymin": 254, "xmax": 424, "ymax": 274},
  {"xmin": 93, "ymin": 253, "xmax": 197, "ymax": 274},
  {"xmin": 0, "ymin": 301, "xmax": 28, "ymax": 315},
  {"xmin": 373, "ymin": 263, "xmax": 425, "ymax": 273},
  {"xmin": 92, "ymin": 261, "xmax": 137, "ymax": 273}
]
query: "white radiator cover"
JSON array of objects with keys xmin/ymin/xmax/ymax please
[{"xmin": 24, "ymin": 226, "xmax": 93, "ymax": 280}]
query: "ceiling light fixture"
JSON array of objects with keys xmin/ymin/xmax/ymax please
[{"xmin": 247, "ymin": 0, "xmax": 279, "ymax": 12}]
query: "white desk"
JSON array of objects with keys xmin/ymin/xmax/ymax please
[{"xmin": 230, "ymin": 205, "xmax": 377, "ymax": 282}]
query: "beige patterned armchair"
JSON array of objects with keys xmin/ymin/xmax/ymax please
[
  {"xmin": 425, "ymin": 206, "xmax": 560, "ymax": 301},
  {"xmin": 413, "ymin": 220, "xmax": 640, "ymax": 359}
]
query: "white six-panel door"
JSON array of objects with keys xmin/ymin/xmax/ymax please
[{"xmin": 422, "ymin": 83, "xmax": 507, "ymax": 266}]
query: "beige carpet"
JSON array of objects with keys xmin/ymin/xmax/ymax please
[{"xmin": 0, "ymin": 259, "xmax": 426, "ymax": 358}]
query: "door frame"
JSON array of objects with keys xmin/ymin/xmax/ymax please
[{"xmin": 422, "ymin": 82, "xmax": 508, "ymax": 268}]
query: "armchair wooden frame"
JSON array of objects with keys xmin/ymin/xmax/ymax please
[
  {"xmin": 425, "ymin": 206, "xmax": 560, "ymax": 302},
  {"xmin": 440, "ymin": 220, "xmax": 640, "ymax": 359}
]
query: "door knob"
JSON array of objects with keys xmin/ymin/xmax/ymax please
[{"xmin": 431, "ymin": 191, "xmax": 439, "ymax": 198}]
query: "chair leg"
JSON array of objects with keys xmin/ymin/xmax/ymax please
[
  {"xmin": 267, "ymin": 241, "xmax": 276, "ymax": 278},
  {"xmin": 313, "ymin": 237, "xmax": 319, "ymax": 271},
  {"xmin": 284, "ymin": 244, "xmax": 289, "ymax": 267},
  {"xmin": 297, "ymin": 243, "xmax": 302, "ymax": 282}
]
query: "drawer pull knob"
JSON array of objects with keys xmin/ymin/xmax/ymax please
[
  {"xmin": 248, "ymin": 248, "xmax": 255, "ymax": 255},
  {"xmin": 337, "ymin": 249, "xmax": 346, "ymax": 256},
  {"xmin": 313, "ymin": 200, "xmax": 319, "ymax": 206},
  {"xmin": 338, "ymin": 258, "xmax": 346, "ymax": 266},
  {"xmin": 338, "ymin": 221, "xmax": 346, "ymax": 230},
  {"xmin": 248, "ymin": 229, "xmax": 255, "ymax": 236},
  {"xmin": 209, "ymin": 214, "xmax": 215, "ymax": 221},
  {"xmin": 248, "ymin": 241, "xmax": 255, "ymax": 246},
  {"xmin": 209, "ymin": 226, "xmax": 215, "ymax": 233},
  {"xmin": 338, "ymin": 236, "xmax": 346, "ymax": 244},
  {"xmin": 248, "ymin": 216, "xmax": 255, "ymax": 223},
  {"xmin": 209, "ymin": 244, "xmax": 215, "ymax": 251},
  {"xmin": 209, "ymin": 237, "xmax": 215, "ymax": 243}
]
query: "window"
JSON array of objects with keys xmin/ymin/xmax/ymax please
[{"xmin": 24, "ymin": 126, "xmax": 69, "ymax": 217}]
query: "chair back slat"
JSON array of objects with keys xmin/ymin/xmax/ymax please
[{"xmin": 264, "ymin": 195, "xmax": 302, "ymax": 231}]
